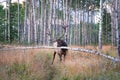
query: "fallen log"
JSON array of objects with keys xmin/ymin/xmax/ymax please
[{"xmin": 0, "ymin": 46, "xmax": 120, "ymax": 62}]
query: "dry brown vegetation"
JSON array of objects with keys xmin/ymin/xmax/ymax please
[{"xmin": 0, "ymin": 45, "xmax": 120, "ymax": 80}]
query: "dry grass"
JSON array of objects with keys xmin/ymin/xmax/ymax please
[
  {"xmin": 71, "ymin": 45, "xmax": 118, "ymax": 57},
  {"xmin": 0, "ymin": 45, "xmax": 120, "ymax": 80}
]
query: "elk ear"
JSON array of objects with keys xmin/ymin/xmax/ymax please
[{"xmin": 57, "ymin": 39, "xmax": 61, "ymax": 43}]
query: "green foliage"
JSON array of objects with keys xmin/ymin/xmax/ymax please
[
  {"xmin": 70, "ymin": 23, "xmax": 99, "ymax": 45},
  {"xmin": 102, "ymin": 9, "xmax": 111, "ymax": 44},
  {"xmin": 9, "ymin": 3, "xmax": 25, "ymax": 42},
  {"xmin": 7, "ymin": 63, "xmax": 31, "ymax": 80},
  {"xmin": 67, "ymin": 0, "xmax": 100, "ymax": 10},
  {"xmin": 0, "ymin": 3, "xmax": 25, "ymax": 43},
  {"xmin": 0, "ymin": 5, "xmax": 5, "ymax": 42},
  {"xmin": 57, "ymin": 9, "xmax": 64, "ymax": 19}
]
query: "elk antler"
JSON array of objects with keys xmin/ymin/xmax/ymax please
[
  {"xmin": 50, "ymin": 24, "xmax": 68, "ymax": 43},
  {"xmin": 57, "ymin": 24, "xmax": 68, "ymax": 40}
]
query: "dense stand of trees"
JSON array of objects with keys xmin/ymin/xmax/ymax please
[{"xmin": 0, "ymin": 0, "xmax": 120, "ymax": 54}]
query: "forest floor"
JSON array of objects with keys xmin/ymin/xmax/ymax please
[{"xmin": 0, "ymin": 45, "xmax": 120, "ymax": 80}]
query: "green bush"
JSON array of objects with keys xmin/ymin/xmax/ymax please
[{"xmin": 7, "ymin": 63, "xmax": 31, "ymax": 80}]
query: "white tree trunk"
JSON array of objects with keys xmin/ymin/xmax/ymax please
[
  {"xmin": 43, "ymin": 1, "xmax": 47, "ymax": 45},
  {"xmin": 40, "ymin": 0, "xmax": 44, "ymax": 45},
  {"xmin": 18, "ymin": 0, "xmax": 20, "ymax": 43},
  {"xmin": 5, "ymin": 1, "xmax": 8, "ymax": 42},
  {"xmin": 115, "ymin": 0, "xmax": 119, "ymax": 56},
  {"xmin": 82, "ymin": 11, "xmax": 85, "ymax": 46},
  {"xmin": 47, "ymin": 0, "xmax": 52, "ymax": 46},
  {"xmin": 99, "ymin": 0, "xmax": 103, "ymax": 50},
  {"xmin": 24, "ymin": 0, "xmax": 27, "ymax": 43},
  {"xmin": 32, "ymin": 0, "xmax": 37, "ymax": 44},
  {"xmin": 8, "ymin": 0, "xmax": 11, "ymax": 43},
  {"xmin": 110, "ymin": 1, "xmax": 116, "ymax": 46},
  {"xmin": 65, "ymin": 0, "xmax": 68, "ymax": 42}
]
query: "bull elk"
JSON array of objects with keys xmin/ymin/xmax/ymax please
[
  {"xmin": 51, "ymin": 25, "xmax": 68, "ymax": 64},
  {"xmin": 52, "ymin": 39, "xmax": 68, "ymax": 64}
]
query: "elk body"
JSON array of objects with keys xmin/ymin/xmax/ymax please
[{"xmin": 52, "ymin": 39, "xmax": 68, "ymax": 64}]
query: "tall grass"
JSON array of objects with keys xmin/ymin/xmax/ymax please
[{"xmin": 0, "ymin": 48, "xmax": 120, "ymax": 80}]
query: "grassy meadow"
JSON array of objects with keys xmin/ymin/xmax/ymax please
[{"xmin": 0, "ymin": 45, "xmax": 120, "ymax": 80}]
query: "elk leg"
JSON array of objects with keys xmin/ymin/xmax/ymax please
[
  {"xmin": 52, "ymin": 51, "xmax": 56, "ymax": 64},
  {"xmin": 59, "ymin": 54, "xmax": 62, "ymax": 62},
  {"xmin": 63, "ymin": 52, "xmax": 67, "ymax": 61}
]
